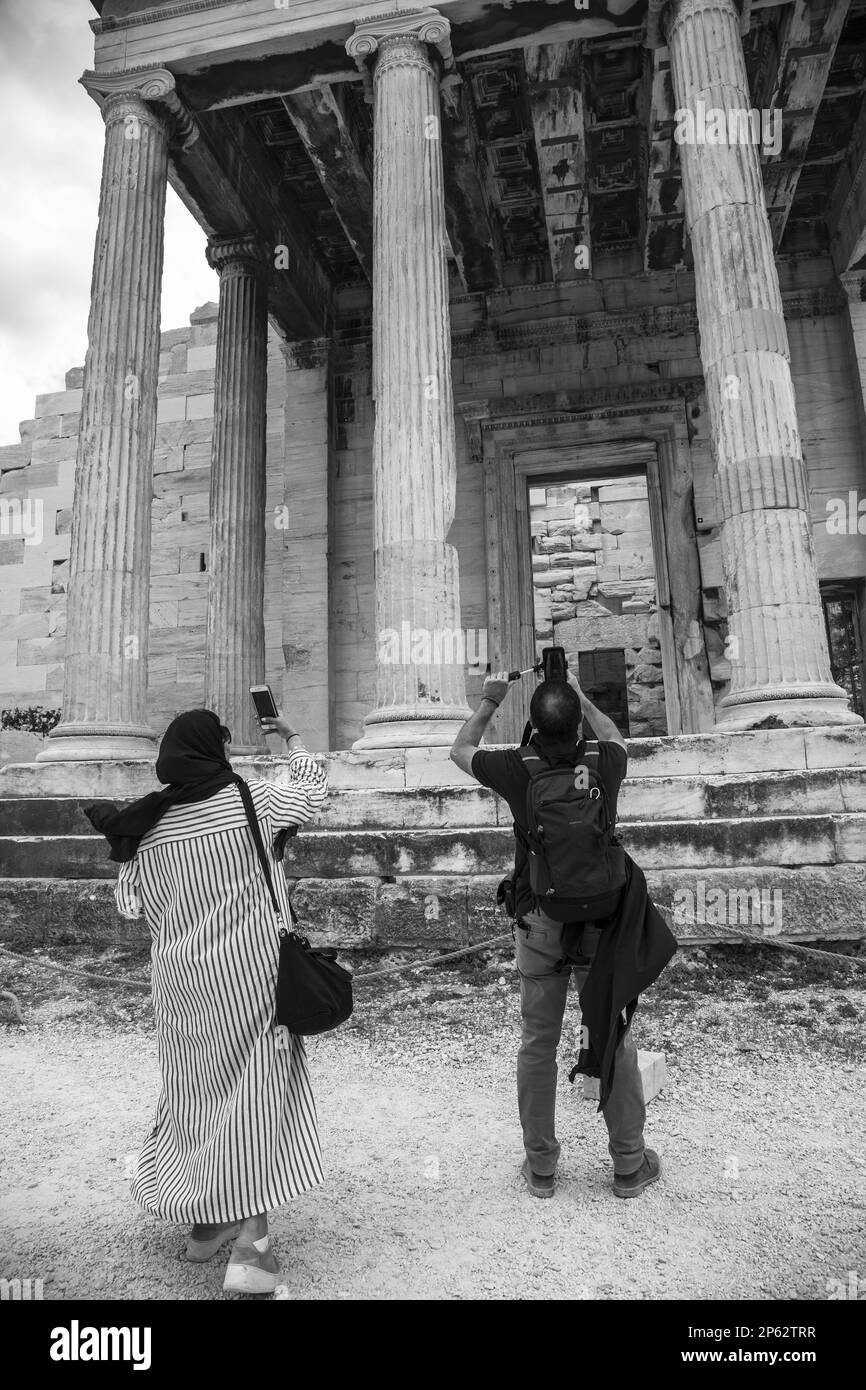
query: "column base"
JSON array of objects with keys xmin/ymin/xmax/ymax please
[
  {"xmin": 716, "ymin": 692, "xmax": 863, "ymax": 732},
  {"xmin": 353, "ymin": 705, "xmax": 473, "ymax": 750},
  {"xmin": 35, "ymin": 723, "xmax": 158, "ymax": 763}
]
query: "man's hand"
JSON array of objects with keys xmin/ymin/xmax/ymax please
[
  {"xmin": 450, "ymin": 671, "xmax": 510, "ymax": 775},
  {"xmin": 566, "ymin": 667, "xmax": 583, "ymax": 699},
  {"xmin": 481, "ymin": 671, "xmax": 511, "ymax": 706},
  {"xmin": 565, "ymin": 665, "xmax": 626, "ymax": 750}
]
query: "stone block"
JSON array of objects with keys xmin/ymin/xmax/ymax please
[
  {"xmin": 290, "ymin": 876, "xmax": 377, "ymax": 945},
  {"xmin": 557, "ymin": 614, "xmax": 648, "ymax": 651},
  {"xmin": 34, "ymin": 389, "xmax": 82, "ymax": 419},
  {"xmin": 804, "ymin": 727, "xmax": 866, "ymax": 771},
  {"xmin": 179, "ymin": 546, "xmax": 207, "ymax": 573},
  {"xmin": 533, "ymin": 569, "xmax": 571, "ymax": 589},
  {"xmin": 597, "ymin": 481, "xmax": 648, "ymax": 503},
  {"xmin": 599, "ymin": 502, "xmax": 650, "ymax": 536},
  {"xmin": 373, "ymin": 877, "xmax": 468, "ymax": 945},
  {"xmin": 537, "ymin": 535, "xmax": 571, "ymax": 554},
  {"xmin": 632, "ymin": 663, "xmax": 664, "ymax": 684},
  {"xmin": 582, "ymin": 1050, "xmax": 667, "ymax": 1103},
  {"xmin": 186, "ymin": 392, "xmax": 214, "ymax": 420},
  {"xmin": 186, "ymin": 344, "xmax": 217, "ymax": 372},
  {"xmin": 157, "ymin": 395, "xmax": 187, "ymax": 424},
  {"xmin": 697, "ymin": 534, "xmax": 724, "ymax": 587}
]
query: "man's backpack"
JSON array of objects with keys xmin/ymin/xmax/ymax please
[{"xmin": 516, "ymin": 741, "xmax": 626, "ymax": 922}]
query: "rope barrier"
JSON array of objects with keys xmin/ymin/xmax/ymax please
[{"xmin": 1, "ymin": 928, "xmax": 863, "ymax": 1002}]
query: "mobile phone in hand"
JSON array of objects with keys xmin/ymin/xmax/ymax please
[
  {"xmin": 250, "ymin": 684, "xmax": 279, "ymax": 722},
  {"xmin": 541, "ymin": 647, "xmax": 568, "ymax": 682}
]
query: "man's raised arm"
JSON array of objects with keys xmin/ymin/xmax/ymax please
[
  {"xmin": 450, "ymin": 671, "xmax": 511, "ymax": 775},
  {"xmin": 566, "ymin": 669, "xmax": 627, "ymax": 751}
]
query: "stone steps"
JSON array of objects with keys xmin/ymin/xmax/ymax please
[
  {"xmin": 2, "ymin": 764, "xmax": 866, "ymax": 835},
  {"xmin": 1, "ymin": 725, "xmax": 864, "ymax": 950},
  {"xmin": 1, "ymin": 811, "xmax": 863, "ymax": 879},
  {"xmin": 0, "ymin": 862, "xmax": 862, "ymax": 950}
]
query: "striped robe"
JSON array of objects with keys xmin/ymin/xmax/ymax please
[{"xmin": 115, "ymin": 753, "xmax": 328, "ymax": 1223}]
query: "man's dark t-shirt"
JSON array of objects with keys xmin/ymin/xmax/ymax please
[{"xmin": 471, "ymin": 735, "xmax": 628, "ymax": 920}]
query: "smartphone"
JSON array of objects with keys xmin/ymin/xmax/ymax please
[
  {"xmin": 541, "ymin": 647, "xmax": 568, "ymax": 682},
  {"xmin": 250, "ymin": 684, "xmax": 279, "ymax": 721}
]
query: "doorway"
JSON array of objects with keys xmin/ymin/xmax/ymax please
[
  {"xmin": 480, "ymin": 402, "xmax": 715, "ymax": 743},
  {"xmin": 529, "ymin": 473, "xmax": 668, "ymax": 738}
]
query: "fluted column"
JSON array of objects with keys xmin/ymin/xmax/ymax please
[
  {"xmin": 347, "ymin": 9, "xmax": 472, "ymax": 748},
  {"xmin": 204, "ymin": 236, "xmax": 270, "ymax": 752},
  {"xmin": 664, "ymin": 0, "xmax": 859, "ymax": 728},
  {"xmin": 39, "ymin": 73, "xmax": 174, "ymax": 761}
]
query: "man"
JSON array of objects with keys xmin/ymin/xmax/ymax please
[{"xmin": 450, "ymin": 667, "xmax": 660, "ymax": 1200}]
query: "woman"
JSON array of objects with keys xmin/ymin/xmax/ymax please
[{"xmin": 85, "ymin": 707, "xmax": 328, "ymax": 1295}]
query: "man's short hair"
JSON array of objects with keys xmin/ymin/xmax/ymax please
[{"xmin": 529, "ymin": 681, "xmax": 582, "ymax": 741}]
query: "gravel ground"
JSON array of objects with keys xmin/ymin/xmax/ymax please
[{"xmin": 1, "ymin": 940, "xmax": 865, "ymax": 1301}]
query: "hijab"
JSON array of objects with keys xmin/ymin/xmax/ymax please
[{"xmin": 84, "ymin": 709, "xmax": 240, "ymax": 862}]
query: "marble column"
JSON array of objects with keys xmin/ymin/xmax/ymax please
[
  {"xmin": 840, "ymin": 272, "xmax": 866, "ymax": 444},
  {"xmin": 204, "ymin": 235, "xmax": 270, "ymax": 752},
  {"xmin": 39, "ymin": 73, "xmax": 173, "ymax": 761},
  {"xmin": 664, "ymin": 0, "xmax": 859, "ymax": 728},
  {"xmin": 347, "ymin": 9, "xmax": 472, "ymax": 748}
]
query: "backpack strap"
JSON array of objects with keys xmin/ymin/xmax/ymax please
[
  {"xmin": 575, "ymin": 740, "xmax": 613, "ymax": 832},
  {"xmin": 517, "ymin": 746, "xmax": 545, "ymax": 777}
]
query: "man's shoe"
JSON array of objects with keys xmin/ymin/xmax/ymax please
[
  {"xmin": 521, "ymin": 1157, "xmax": 556, "ymax": 1198},
  {"xmin": 613, "ymin": 1149, "xmax": 661, "ymax": 1199}
]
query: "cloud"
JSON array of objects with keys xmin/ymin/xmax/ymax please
[{"xmin": 0, "ymin": 0, "xmax": 217, "ymax": 445}]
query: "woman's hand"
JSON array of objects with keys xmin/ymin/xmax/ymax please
[{"xmin": 259, "ymin": 715, "xmax": 299, "ymax": 742}]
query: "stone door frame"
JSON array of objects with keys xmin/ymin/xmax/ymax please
[{"xmin": 478, "ymin": 396, "xmax": 715, "ymax": 742}]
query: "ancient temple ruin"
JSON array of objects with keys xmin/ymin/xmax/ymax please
[{"xmin": 2, "ymin": 0, "xmax": 866, "ymax": 945}]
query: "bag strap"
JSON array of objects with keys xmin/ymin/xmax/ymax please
[
  {"xmin": 235, "ymin": 779, "xmax": 293, "ymax": 927},
  {"xmin": 517, "ymin": 746, "xmax": 545, "ymax": 778}
]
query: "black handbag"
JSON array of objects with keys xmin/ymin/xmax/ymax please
[{"xmin": 236, "ymin": 780, "xmax": 354, "ymax": 1036}]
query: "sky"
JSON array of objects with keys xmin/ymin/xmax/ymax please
[{"xmin": 0, "ymin": 0, "xmax": 219, "ymax": 445}]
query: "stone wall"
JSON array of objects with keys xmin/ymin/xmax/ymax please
[
  {"xmin": 529, "ymin": 476, "xmax": 667, "ymax": 737},
  {"xmin": 0, "ymin": 303, "xmax": 308, "ymax": 744}
]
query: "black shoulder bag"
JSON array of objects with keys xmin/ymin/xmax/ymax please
[{"xmin": 236, "ymin": 780, "xmax": 354, "ymax": 1036}]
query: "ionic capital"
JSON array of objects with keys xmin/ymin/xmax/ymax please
[
  {"xmin": 79, "ymin": 67, "xmax": 198, "ymax": 150},
  {"xmin": 346, "ymin": 7, "xmax": 454, "ymax": 95},
  {"xmin": 644, "ymin": 0, "xmax": 751, "ymax": 48},
  {"xmin": 839, "ymin": 271, "xmax": 866, "ymax": 305},
  {"xmin": 206, "ymin": 233, "xmax": 271, "ymax": 279}
]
